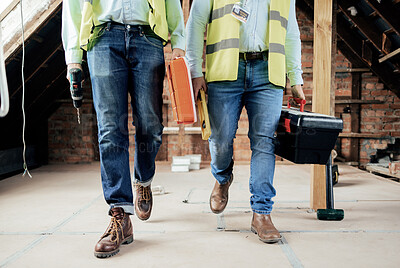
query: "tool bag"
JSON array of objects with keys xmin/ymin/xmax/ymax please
[{"xmin": 275, "ymin": 98, "xmax": 343, "ymax": 164}]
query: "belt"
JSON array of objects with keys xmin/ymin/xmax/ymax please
[
  {"xmin": 239, "ymin": 51, "xmax": 268, "ymax": 61},
  {"xmin": 104, "ymin": 22, "xmax": 151, "ymax": 32},
  {"xmin": 100, "ymin": 22, "xmax": 161, "ymax": 40}
]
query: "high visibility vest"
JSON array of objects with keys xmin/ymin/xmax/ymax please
[
  {"xmin": 79, "ymin": 0, "xmax": 169, "ymax": 51},
  {"xmin": 147, "ymin": 0, "xmax": 169, "ymax": 42},
  {"xmin": 205, "ymin": 0, "xmax": 291, "ymax": 87},
  {"xmin": 205, "ymin": 0, "xmax": 240, "ymax": 83}
]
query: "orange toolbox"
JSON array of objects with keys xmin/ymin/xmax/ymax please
[{"xmin": 166, "ymin": 57, "xmax": 197, "ymax": 124}]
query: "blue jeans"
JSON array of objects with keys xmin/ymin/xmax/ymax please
[
  {"xmin": 87, "ymin": 23, "xmax": 165, "ymax": 214},
  {"xmin": 207, "ymin": 57, "xmax": 283, "ymax": 214}
]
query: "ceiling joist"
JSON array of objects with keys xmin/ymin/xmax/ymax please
[{"xmin": 297, "ymin": 0, "xmax": 400, "ymax": 97}]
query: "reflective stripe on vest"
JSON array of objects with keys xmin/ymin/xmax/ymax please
[
  {"xmin": 269, "ymin": 10, "xmax": 288, "ymax": 29},
  {"xmin": 269, "ymin": 43, "xmax": 286, "ymax": 55},
  {"xmin": 210, "ymin": 4, "xmax": 235, "ymax": 22},
  {"xmin": 206, "ymin": 38, "xmax": 239, "ymax": 54},
  {"xmin": 205, "ymin": 0, "xmax": 291, "ymax": 87}
]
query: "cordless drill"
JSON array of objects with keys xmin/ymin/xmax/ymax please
[{"xmin": 69, "ymin": 68, "xmax": 83, "ymax": 124}]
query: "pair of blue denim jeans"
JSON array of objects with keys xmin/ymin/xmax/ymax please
[
  {"xmin": 207, "ymin": 57, "xmax": 284, "ymax": 215},
  {"xmin": 87, "ymin": 23, "xmax": 165, "ymax": 214}
]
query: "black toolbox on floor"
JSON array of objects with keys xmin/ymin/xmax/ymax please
[{"xmin": 275, "ymin": 101, "xmax": 343, "ymax": 165}]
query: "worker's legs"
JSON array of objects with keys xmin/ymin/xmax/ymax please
[
  {"xmin": 207, "ymin": 61, "xmax": 246, "ymax": 185},
  {"xmin": 87, "ymin": 24, "xmax": 133, "ymax": 214},
  {"xmin": 244, "ymin": 58, "xmax": 283, "ymax": 214},
  {"xmin": 128, "ymin": 26, "xmax": 165, "ymax": 187}
]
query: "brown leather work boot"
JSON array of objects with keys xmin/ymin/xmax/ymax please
[
  {"xmin": 134, "ymin": 184, "xmax": 153, "ymax": 221},
  {"xmin": 251, "ymin": 212, "xmax": 281, "ymax": 244},
  {"xmin": 209, "ymin": 175, "xmax": 233, "ymax": 214},
  {"xmin": 94, "ymin": 207, "xmax": 134, "ymax": 258}
]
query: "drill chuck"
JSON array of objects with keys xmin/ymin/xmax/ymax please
[{"xmin": 69, "ymin": 68, "xmax": 83, "ymax": 109}]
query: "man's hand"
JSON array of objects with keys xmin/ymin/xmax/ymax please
[
  {"xmin": 171, "ymin": 48, "xmax": 185, "ymax": 59},
  {"xmin": 66, "ymin": 63, "xmax": 83, "ymax": 82},
  {"xmin": 289, "ymin": 84, "xmax": 306, "ymax": 107},
  {"xmin": 192, "ymin": 76, "xmax": 207, "ymax": 101}
]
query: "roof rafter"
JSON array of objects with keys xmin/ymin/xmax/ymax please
[{"xmin": 297, "ymin": 0, "xmax": 400, "ymax": 97}]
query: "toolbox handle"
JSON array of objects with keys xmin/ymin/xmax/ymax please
[{"xmin": 287, "ymin": 97, "xmax": 306, "ymax": 112}]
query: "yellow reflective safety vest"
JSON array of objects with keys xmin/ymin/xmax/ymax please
[
  {"xmin": 79, "ymin": 0, "xmax": 169, "ymax": 51},
  {"xmin": 206, "ymin": 0, "xmax": 291, "ymax": 87},
  {"xmin": 147, "ymin": 0, "xmax": 169, "ymax": 42}
]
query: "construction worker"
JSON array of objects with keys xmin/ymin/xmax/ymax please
[
  {"xmin": 62, "ymin": 0, "xmax": 185, "ymax": 258},
  {"xmin": 186, "ymin": 0, "xmax": 305, "ymax": 243}
]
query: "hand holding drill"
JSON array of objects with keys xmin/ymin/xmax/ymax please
[{"xmin": 67, "ymin": 63, "xmax": 83, "ymax": 124}]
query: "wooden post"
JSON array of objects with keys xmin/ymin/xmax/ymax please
[
  {"xmin": 331, "ymin": 0, "xmax": 337, "ymax": 117},
  {"xmin": 311, "ymin": 0, "xmax": 333, "ymax": 210}
]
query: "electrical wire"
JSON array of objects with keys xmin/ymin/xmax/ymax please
[{"xmin": 20, "ymin": 0, "xmax": 31, "ymax": 178}]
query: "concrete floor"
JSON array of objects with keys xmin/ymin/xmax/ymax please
[{"xmin": 0, "ymin": 162, "xmax": 399, "ymax": 268}]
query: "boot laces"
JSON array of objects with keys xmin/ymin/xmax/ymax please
[
  {"xmin": 136, "ymin": 184, "xmax": 151, "ymax": 201},
  {"xmin": 104, "ymin": 214, "xmax": 124, "ymax": 243}
]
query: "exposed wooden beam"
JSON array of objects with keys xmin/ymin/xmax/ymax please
[
  {"xmin": 299, "ymin": 0, "xmax": 367, "ymax": 68},
  {"xmin": 4, "ymin": 0, "xmax": 63, "ymax": 60},
  {"xmin": 364, "ymin": 0, "xmax": 400, "ymax": 36},
  {"xmin": 27, "ymin": 67, "xmax": 67, "ymax": 113},
  {"xmin": 362, "ymin": 40, "xmax": 374, "ymax": 66},
  {"xmin": 331, "ymin": 0, "xmax": 338, "ymax": 117},
  {"xmin": 338, "ymin": 0, "xmax": 385, "ymax": 55},
  {"xmin": 303, "ymin": 0, "xmax": 314, "ymax": 11},
  {"xmin": 31, "ymin": 34, "xmax": 44, "ymax": 43},
  {"xmin": 382, "ymin": 32, "xmax": 392, "ymax": 54},
  {"xmin": 312, "ymin": 6, "xmax": 334, "ymax": 115},
  {"xmin": 337, "ymin": 39, "xmax": 365, "ymax": 67},
  {"xmin": 311, "ymin": 0, "xmax": 333, "ymax": 210},
  {"xmin": 334, "ymin": 99, "xmax": 383, "ymax": 104},
  {"xmin": 337, "ymin": 16, "xmax": 400, "ymax": 97},
  {"xmin": 0, "ymin": 0, "xmax": 20, "ymax": 22},
  {"xmin": 339, "ymin": 133, "xmax": 384, "ymax": 138},
  {"xmin": 349, "ymin": 71, "xmax": 361, "ymax": 162},
  {"xmin": 379, "ymin": 48, "xmax": 400, "ymax": 63},
  {"xmin": 300, "ymin": 0, "xmax": 400, "ymax": 89},
  {"xmin": 11, "ymin": 43, "xmax": 63, "ymax": 99},
  {"xmin": 296, "ymin": 0, "xmax": 314, "ymax": 20},
  {"xmin": 302, "ymin": 67, "xmax": 370, "ymax": 73}
]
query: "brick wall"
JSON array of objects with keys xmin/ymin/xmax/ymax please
[
  {"xmin": 48, "ymin": 7, "xmax": 399, "ymax": 166},
  {"xmin": 358, "ymin": 74, "xmax": 399, "ymax": 164},
  {"xmin": 48, "ymin": 102, "xmax": 97, "ymax": 163},
  {"xmin": 48, "ymin": 76, "xmax": 98, "ymax": 164}
]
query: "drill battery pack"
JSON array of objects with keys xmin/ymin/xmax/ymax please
[{"xmin": 166, "ymin": 57, "xmax": 197, "ymax": 124}]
